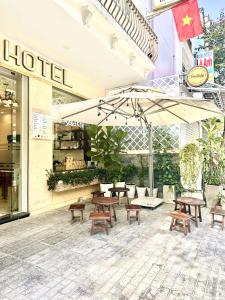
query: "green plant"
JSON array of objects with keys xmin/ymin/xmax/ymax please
[
  {"xmin": 198, "ymin": 118, "xmax": 225, "ymax": 186},
  {"xmin": 154, "ymin": 152, "xmax": 182, "ymax": 192},
  {"xmin": 137, "ymin": 155, "xmax": 146, "ymax": 187},
  {"xmin": 122, "ymin": 164, "xmax": 138, "ymax": 183},
  {"xmin": 179, "ymin": 143, "xmax": 201, "ymax": 192},
  {"xmin": 46, "ymin": 168, "xmax": 106, "ymax": 191},
  {"xmin": 86, "ymin": 125, "xmax": 128, "ymax": 182}
]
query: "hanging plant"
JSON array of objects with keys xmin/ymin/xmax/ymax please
[{"xmin": 179, "ymin": 143, "xmax": 201, "ymax": 192}]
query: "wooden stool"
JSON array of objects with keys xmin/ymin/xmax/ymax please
[
  {"xmin": 69, "ymin": 204, "xmax": 85, "ymax": 224},
  {"xmin": 89, "ymin": 211, "xmax": 111, "ymax": 235},
  {"xmin": 92, "ymin": 191, "xmax": 106, "ymax": 211},
  {"xmin": 170, "ymin": 211, "xmax": 192, "ymax": 236},
  {"xmin": 125, "ymin": 204, "xmax": 141, "ymax": 225},
  {"xmin": 210, "ymin": 208, "xmax": 225, "ymax": 230},
  {"xmin": 91, "ymin": 191, "xmax": 105, "ymax": 198}
]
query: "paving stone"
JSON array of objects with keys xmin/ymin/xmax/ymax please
[{"xmin": 0, "ymin": 204, "xmax": 224, "ymax": 299}]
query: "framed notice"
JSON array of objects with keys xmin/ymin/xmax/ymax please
[{"xmin": 32, "ymin": 109, "xmax": 52, "ymax": 140}]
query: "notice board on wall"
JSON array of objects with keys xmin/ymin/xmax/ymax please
[{"xmin": 32, "ymin": 109, "xmax": 52, "ymax": 140}]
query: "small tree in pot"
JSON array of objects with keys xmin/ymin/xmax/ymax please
[
  {"xmin": 198, "ymin": 118, "xmax": 225, "ymax": 207},
  {"xmin": 87, "ymin": 125, "xmax": 128, "ymax": 196}
]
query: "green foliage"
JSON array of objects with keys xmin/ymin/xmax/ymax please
[
  {"xmin": 46, "ymin": 168, "xmax": 106, "ymax": 191},
  {"xmin": 137, "ymin": 155, "xmax": 147, "ymax": 187},
  {"xmin": 86, "ymin": 125, "xmax": 128, "ymax": 182},
  {"xmin": 197, "ymin": 118, "xmax": 225, "ymax": 185},
  {"xmin": 203, "ymin": 18, "xmax": 225, "ymax": 85},
  {"xmin": 46, "ymin": 164, "xmax": 138, "ymax": 191},
  {"xmin": 154, "ymin": 153, "xmax": 181, "ymax": 191},
  {"xmin": 180, "ymin": 143, "xmax": 201, "ymax": 192}
]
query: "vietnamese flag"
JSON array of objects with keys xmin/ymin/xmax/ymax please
[{"xmin": 172, "ymin": 0, "xmax": 203, "ymax": 41}]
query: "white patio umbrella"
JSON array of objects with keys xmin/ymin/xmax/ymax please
[{"xmin": 53, "ymin": 85, "xmax": 223, "ymax": 195}]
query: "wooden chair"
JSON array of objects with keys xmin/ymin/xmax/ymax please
[
  {"xmin": 125, "ymin": 204, "xmax": 141, "ymax": 225},
  {"xmin": 69, "ymin": 203, "xmax": 85, "ymax": 224},
  {"xmin": 89, "ymin": 211, "xmax": 111, "ymax": 235},
  {"xmin": 170, "ymin": 211, "xmax": 192, "ymax": 236},
  {"xmin": 210, "ymin": 207, "xmax": 225, "ymax": 230}
]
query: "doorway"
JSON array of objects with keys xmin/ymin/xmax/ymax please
[{"xmin": 0, "ymin": 67, "xmax": 28, "ymax": 220}]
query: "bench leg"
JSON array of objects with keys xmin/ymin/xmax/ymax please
[
  {"xmin": 91, "ymin": 220, "xmax": 95, "ymax": 235},
  {"xmin": 137, "ymin": 211, "xmax": 140, "ymax": 225},
  {"xmin": 170, "ymin": 218, "xmax": 174, "ymax": 231},
  {"xmin": 187, "ymin": 220, "xmax": 191, "ymax": 233},
  {"xmin": 80, "ymin": 210, "xmax": 84, "ymax": 224},
  {"xmin": 128, "ymin": 211, "xmax": 130, "ymax": 224},
  {"xmin": 222, "ymin": 216, "xmax": 224, "ymax": 230},
  {"xmin": 105, "ymin": 220, "xmax": 109, "ymax": 235},
  {"xmin": 71, "ymin": 210, "xmax": 74, "ymax": 223},
  {"xmin": 183, "ymin": 220, "xmax": 187, "ymax": 236}
]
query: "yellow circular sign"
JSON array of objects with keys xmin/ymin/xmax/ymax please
[{"xmin": 187, "ymin": 66, "xmax": 209, "ymax": 87}]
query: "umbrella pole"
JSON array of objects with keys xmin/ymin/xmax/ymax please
[{"xmin": 147, "ymin": 124, "xmax": 154, "ymax": 197}]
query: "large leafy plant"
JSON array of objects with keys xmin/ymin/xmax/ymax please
[
  {"xmin": 86, "ymin": 125, "xmax": 128, "ymax": 182},
  {"xmin": 180, "ymin": 143, "xmax": 201, "ymax": 192},
  {"xmin": 198, "ymin": 118, "xmax": 225, "ymax": 186}
]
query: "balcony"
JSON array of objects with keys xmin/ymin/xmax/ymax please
[
  {"xmin": 97, "ymin": 0, "xmax": 158, "ymax": 62},
  {"xmin": 0, "ymin": 0, "xmax": 158, "ymax": 96}
]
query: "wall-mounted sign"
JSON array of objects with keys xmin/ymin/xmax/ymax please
[
  {"xmin": 32, "ymin": 110, "xmax": 52, "ymax": 140},
  {"xmin": 196, "ymin": 50, "xmax": 214, "ymax": 82},
  {"xmin": 3, "ymin": 40, "xmax": 72, "ymax": 88},
  {"xmin": 153, "ymin": 0, "xmax": 183, "ymax": 11},
  {"xmin": 187, "ymin": 66, "xmax": 209, "ymax": 87}
]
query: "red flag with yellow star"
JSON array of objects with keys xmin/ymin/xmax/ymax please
[{"xmin": 172, "ymin": 0, "xmax": 203, "ymax": 41}]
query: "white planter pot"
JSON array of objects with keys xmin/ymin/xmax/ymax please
[
  {"xmin": 147, "ymin": 188, "xmax": 158, "ymax": 198},
  {"xmin": 100, "ymin": 183, "xmax": 113, "ymax": 197},
  {"xmin": 205, "ymin": 184, "xmax": 223, "ymax": 208},
  {"xmin": 126, "ymin": 184, "xmax": 136, "ymax": 199},
  {"xmin": 137, "ymin": 187, "xmax": 146, "ymax": 198},
  {"xmin": 222, "ymin": 202, "xmax": 225, "ymax": 210},
  {"xmin": 181, "ymin": 191, "xmax": 203, "ymax": 200},
  {"xmin": 163, "ymin": 185, "xmax": 175, "ymax": 204},
  {"xmin": 115, "ymin": 181, "xmax": 126, "ymax": 196}
]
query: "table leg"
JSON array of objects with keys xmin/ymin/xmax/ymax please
[
  {"xmin": 198, "ymin": 205, "xmax": 202, "ymax": 222},
  {"xmin": 81, "ymin": 210, "xmax": 84, "ymax": 224},
  {"xmin": 183, "ymin": 219, "xmax": 187, "ymax": 235},
  {"xmin": 112, "ymin": 205, "xmax": 117, "ymax": 221},
  {"xmin": 188, "ymin": 205, "xmax": 191, "ymax": 215},
  {"xmin": 195, "ymin": 206, "xmax": 198, "ymax": 227},
  {"xmin": 170, "ymin": 218, "xmax": 174, "ymax": 231}
]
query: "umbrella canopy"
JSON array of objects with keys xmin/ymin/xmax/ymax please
[
  {"xmin": 53, "ymin": 89, "xmax": 222, "ymax": 127},
  {"xmin": 53, "ymin": 86, "xmax": 223, "ymax": 196}
]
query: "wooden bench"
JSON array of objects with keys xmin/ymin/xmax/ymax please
[
  {"xmin": 89, "ymin": 211, "xmax": 111, "ymax": 235},
  {"xmin": 69, "ymin": 203, "xmax": 85, "ymax": 224},
  {"xmin": 170, "ymin": 211, "xmax": 192, "ymax": 236},
  {"xmin": 125, "ymin": 204, "xmax": 141, "ymax": 225},
  {"xmin": 210, "ymin": 207, "xmax": 225, "ymax": 230}
]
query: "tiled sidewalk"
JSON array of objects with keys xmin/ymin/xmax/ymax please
[{"xmin": 0, "ymin": 203, "xmax": 225, "ymax": 300}]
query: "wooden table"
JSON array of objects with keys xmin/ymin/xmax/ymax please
[
  {"xmin": 210, "ymin": 207, "xmax": 225, "ymax": 230},
  {"xmin": 92, "ymin": 197, "xmax": 119, "ymax": 221},
  {"xmin": 177, "ymin": 197, "xmax": 205, "ymax": 227},
  {"xmin": 108, "ymin": 187, "xmax": 129, "ymax": 204}
]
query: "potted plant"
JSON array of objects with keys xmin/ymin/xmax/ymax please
[
  {"xmin": 198, "ymin": 118, "xmax": 225, "ymax": 208},
  {"xmin": 136, "ymin": 155, "xmax": 147, "ymax": 198},
  {"xmin": 154, "ymin": 152, "xmax": 181, "ymax": 203},
  {"xmin": 179, "ymin": 143, "xmax": 203, "ymax": 199},
  {"xmin": 123, "ymin": 164, "xmax": 138, "ymax": 199},
  {"xmin": 87, "ymin": 125, "xmax": 128, "ymax": 197}
]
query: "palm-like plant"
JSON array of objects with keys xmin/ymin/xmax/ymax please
[{"xmin": 87, "ymin": 125, "xmax": 128, "ymax": 182}]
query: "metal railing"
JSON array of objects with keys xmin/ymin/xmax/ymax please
[{"xmin": 97, "ymin": 0, "xmax": 158, "ymax": 62}]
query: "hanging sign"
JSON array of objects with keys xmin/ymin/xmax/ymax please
[
  {"xmin": 195, "ymin": 50, "xmax": 214, "ymax": 82},
  {"xmin": 187, "ymin": 66, "xmax": 209, "ymax": 87},
  {"xmin": 152, "ymin": 0, "xmax": 184, "ymax": 11}
]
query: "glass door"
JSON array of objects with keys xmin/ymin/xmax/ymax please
[{"xmin": 0, "ymin": 69, "xmax": 21, "ymax": 218}]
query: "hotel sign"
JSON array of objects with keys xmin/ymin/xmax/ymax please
[
  {"xmin": 3, "ymin": 39, "xmax": 72, "ymax": 88},
  {"xmin": 187, "ymin": 66, "xmax": 209, "ymax": 87},
  {"xmin": 153, "ymin": 0, "xmax": 184, "ymax": 11}
]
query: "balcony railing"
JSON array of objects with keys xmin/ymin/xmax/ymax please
[{"xmin": 97, "ymin": 0, "xmax": 158, "ymax": 62}]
